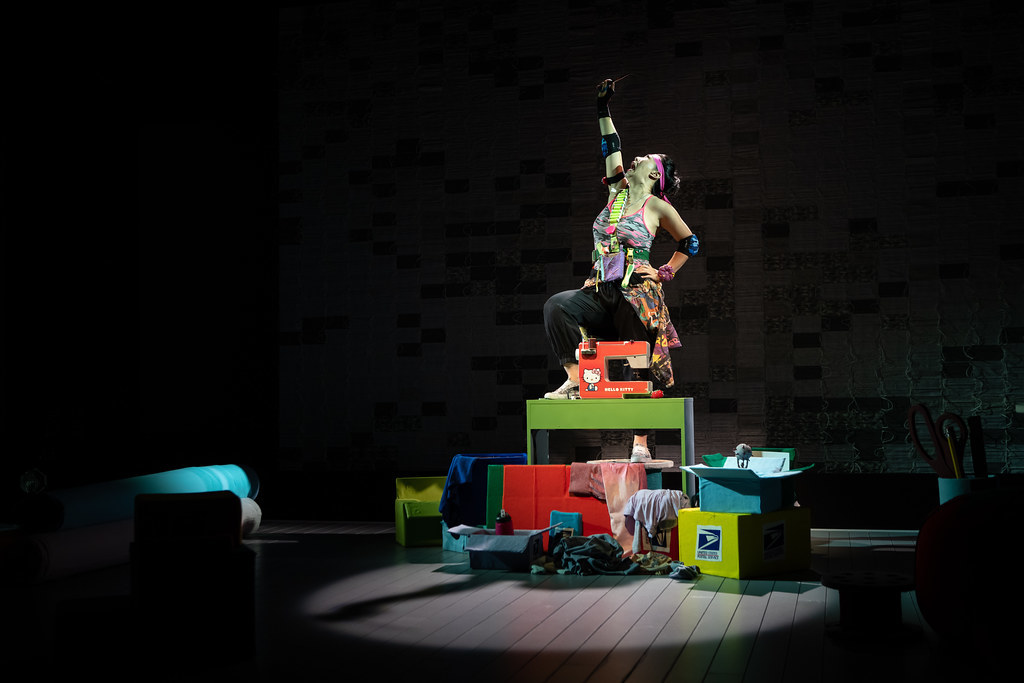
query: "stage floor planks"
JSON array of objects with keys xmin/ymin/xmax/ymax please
[{"xmin": 15, "ymin": 522, "xmax": 996, "ymax": 682}]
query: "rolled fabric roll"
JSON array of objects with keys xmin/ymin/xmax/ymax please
[
  {"xmin": 29, "ymin": 519, "xmax": 134, "ymax": 581},
  {"xmin": 20, "ymin": 495, "xmax": 263, "ymax": 582},
  {"xmin": 16, "ymin": 464, "xmax": 259, "ymax": 532},
  {"xmin": 240, "ymin": 497, "xmax": 262, "ymax": 537}
]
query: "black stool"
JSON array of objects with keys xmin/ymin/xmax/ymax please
[{"xmin": 822, "ymin": 570, "xmax": 916, "ymax": 637}]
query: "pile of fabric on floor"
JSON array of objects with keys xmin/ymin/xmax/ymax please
[{"xmin": 531, "ymin": 533, "xmax": 700, "ymax": 580}]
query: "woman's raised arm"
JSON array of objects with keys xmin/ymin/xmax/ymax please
[{"xmin": 597, "ymin": 79, "xmax": 625, "ymax": 194}]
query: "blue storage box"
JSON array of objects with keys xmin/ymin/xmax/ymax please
[
  {"xmin": 449, "ymin": 524, "xmax": 559, "ymax": 571},
  {"xmin": 466, "ymin": 530, "xmax": 546, "ymax": 571},
  {"xmin": 439, "ymin": 453, "xmax": 528, "ymax": 529}
]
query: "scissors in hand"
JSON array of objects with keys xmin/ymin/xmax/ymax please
[{"xmin": 909, "ymin": 404, "xmax": 967, "ymax": 479}]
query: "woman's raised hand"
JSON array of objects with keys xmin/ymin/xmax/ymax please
[{"xmin": 597, "ymin": 74, "xmax": 630, "ymax": 98}]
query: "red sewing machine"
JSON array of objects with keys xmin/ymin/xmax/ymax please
[{"xmin": 576, "ymin": 339, "xmax": 652, "ymax": 398}]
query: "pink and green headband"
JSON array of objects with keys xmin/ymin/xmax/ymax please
[{"xmin": 653, "ymin": 155, "xmax": 666, "ymax": 195}]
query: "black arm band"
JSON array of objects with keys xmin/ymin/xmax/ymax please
[
  {"xmin": 677, "ymin": 234, "xmax": 700, "ymax": 256},
  {"xmin": 600, "ymin": 133, "xmax": 621, "ymax": 158},
  {"xmin": 598, "ymin": 102, "xmax": 610, "ymax": 118},
  {"xmin": 602, "ymin": 171, "xmax": 625, "ymax": 185}
]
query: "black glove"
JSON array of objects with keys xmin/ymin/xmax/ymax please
[{"xmin": 597, "ymin": 78, "xmax": 615, "ymax": 118}]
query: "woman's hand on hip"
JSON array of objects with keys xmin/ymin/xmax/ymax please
[{"xmin": 636, "ymin": 264, "xmax": 661, "ymax": 282}]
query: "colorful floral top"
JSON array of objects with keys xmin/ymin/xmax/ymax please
[{"xmin": 583, "ymin": 191, "xmax": 682, "ymax": 388}]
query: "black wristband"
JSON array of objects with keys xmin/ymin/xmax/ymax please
[{"xmin": 597, "ymin": 78, "xmax": 615, "ymax": 117}]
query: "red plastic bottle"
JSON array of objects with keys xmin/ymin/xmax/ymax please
[{"xmin": 495, "ymin": 509, "xmax": 514, "ymax": 535}]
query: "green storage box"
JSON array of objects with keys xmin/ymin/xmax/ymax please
[{"xmin": 395, "ymin": 476, "xmax": 446, "ymax": 546}]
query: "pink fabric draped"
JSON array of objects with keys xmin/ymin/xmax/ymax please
[{"xmin": 569, "ymin": 462, "xmax": 647, "ymax": 554}]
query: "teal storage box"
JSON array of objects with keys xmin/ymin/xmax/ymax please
[
  {"xmin": 548, "ymin": 510, "xmax": 583, "ymax": 550},
  {"xmin": 683, "ymin": 464, "xmax": 804, "ymax": 514},
  {"xmin": 441, "ymin": 520, "xmax": 479, "ymax": 552}
]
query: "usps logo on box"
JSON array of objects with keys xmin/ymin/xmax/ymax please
[
  {"xmin": 762, "ymin": 521, "xmax": 785, "ymax": 562},
  {"xmin": 695, "ymin": 525, "xmax": 723, "ymax": 562}
]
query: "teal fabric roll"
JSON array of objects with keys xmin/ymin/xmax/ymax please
[{"xmin": 17, "ymin": 464, "xmax": 259, "ymax": 531}]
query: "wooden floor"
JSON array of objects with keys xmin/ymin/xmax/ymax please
[{"xmin": 14, "ymin": 521, "xmax": 1005, "ymax": 682}]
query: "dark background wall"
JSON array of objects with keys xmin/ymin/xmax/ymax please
[
  {"xmin": 3, "ymin": 0, "xmax": 1022, "ymax": 529},
  {"xmin": 2, "ymin": 6, "xmax": 276, "ymax": 508}
]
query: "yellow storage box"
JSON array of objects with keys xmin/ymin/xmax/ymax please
[{"xmin": 677, "ymin": 506, "xmax": 811, "ymax": 579}]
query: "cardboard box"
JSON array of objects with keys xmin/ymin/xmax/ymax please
[
  {"xmin": 677, "ymin": 507, "xmax": 811, "ymax": 579},
  {"xmin": 683, "ymin": 461, "xmax": 803, "ymax": 514},
  {"xmin": 636, "ymin": 524, "xmax": 677, "ymax": 559},
  {"xmin": 450, "ymin": 524, "xmax": 557, "ymax": 571}
]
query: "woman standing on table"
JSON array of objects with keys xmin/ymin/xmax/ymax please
[{"xmin": 542, "ymin": 77, "xmax": 699, "ymax": 463}]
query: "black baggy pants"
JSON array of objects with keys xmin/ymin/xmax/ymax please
[{"xmin": 543, "ymin": 281, "xmax": 654, "ymax": 369}]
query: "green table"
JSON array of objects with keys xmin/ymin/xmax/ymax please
[{"xmin": 525, "ymin": 397, "xmax": 695, "ymax": 489}]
